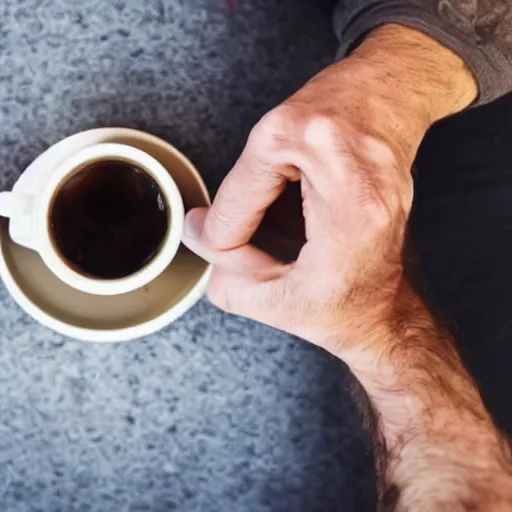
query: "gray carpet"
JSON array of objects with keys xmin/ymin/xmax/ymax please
[{"xmin": 0, "ymin": 1, "xmax": 377, "ymax": 511}]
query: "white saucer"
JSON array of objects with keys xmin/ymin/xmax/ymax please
[{"xmin": 0, "ymin": 128, "xmax": 211, "ymax": 342}]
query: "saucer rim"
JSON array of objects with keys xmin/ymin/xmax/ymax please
[{"xmin": 0, "ymin": 127, "xmax": 212, "ymax": 342}]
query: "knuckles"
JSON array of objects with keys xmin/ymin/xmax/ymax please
[
  {"xmin": 251, "ymin": 107, "xmax": 342, "ymax": 151},
  {"xmin": 246, "ymin": 103, "xmax": 409, "ymax": 250},
  {"xmin": 302, "ymin": 115, "xmax": 340, "ymax": 148},
  {"xmin": 249, "ymin": 106, "xmax": 348, "ymax": 172},
  {"xmin": 249, "ymin": 106, "xmax": 297, "ymax": 150}
]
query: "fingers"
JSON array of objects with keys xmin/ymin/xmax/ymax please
[
  {"xmin": 200, "ymin": 112, "xmax": 301, "ymax": 251},
  {"xmin": 183, "ymin": 207, "xmax": 294, "ymax": 328},
  {"xmin": 183, "ymin": 207, "xmax": 288, "ymax": 279},
  {"xmin": 206, "ymin": 268, "xmax": 291, "ymax": 329}
]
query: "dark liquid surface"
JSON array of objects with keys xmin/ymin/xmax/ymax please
[{"xmin": 49, "ymin": 160, "xmax": 169, "ymax": 279}]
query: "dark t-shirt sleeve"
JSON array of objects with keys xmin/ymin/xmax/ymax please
[{"xmin": 333, "ymin": 1, "xmax": 512, "ymax": 105}]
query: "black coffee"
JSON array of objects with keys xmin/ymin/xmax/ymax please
[{"xmin": 49, "ymin": 160, "xmax": 169, "ymax": 279}]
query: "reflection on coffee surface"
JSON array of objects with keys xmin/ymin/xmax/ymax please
[{"xmin": 49, "ymin": 160, "xmax": 169, "ymax": 279}]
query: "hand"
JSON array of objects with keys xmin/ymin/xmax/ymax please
[
  {"xmin": 182, "ymin": 24, "xmax": 512, "ymax": 510},
  {"xmin": 182, "ymin": 24, "xmax": 475, "ymax": 358}
]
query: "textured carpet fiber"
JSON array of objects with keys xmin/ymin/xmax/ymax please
[{"xmin": 0, "ymin": 1, "xmax": 377, "ymax": 511}]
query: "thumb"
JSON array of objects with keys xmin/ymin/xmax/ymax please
[{"xmin": 183, "ymin": 207, "xmax": 286, "ymax": 279}]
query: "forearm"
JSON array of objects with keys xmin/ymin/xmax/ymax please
[
  {"xmin": 352, "ymin": 24, "xmax": 477, "ymax": 125},
  {"xmin": 343, "ymin": 281, "xmax": 512, "ymax": 511},
  {"xmin": 332, "ymin": 24, "xmax": 512, "ymax": 510},
  {"xmin": 334, "ymin": 0, "xmax": 512, "ymax": 105}
]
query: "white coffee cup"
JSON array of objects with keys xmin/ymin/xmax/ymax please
[{"xmin": 0, "ymin": 142, "xmax": 184, "ymax": 296}]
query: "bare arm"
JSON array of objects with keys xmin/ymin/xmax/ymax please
[
  {"xmin": 331, "ymin": 27, "xmax": 512, "ymax": 509},
  {"xmin": 347, "ymin": 281, "xmax": 512, "ymax": 510},
  {"xmin": 183, "ymin": 24, "xmax": 512, "ymax": 510},
  {"xmin": 335, "ymin": 27, "xmax": 512, "ymax": 508}
]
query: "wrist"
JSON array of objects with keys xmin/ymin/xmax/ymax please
[
  {"xmin": 353, "ymin": 24, "xmax": 478, "ymax": 123},
  {"xmin": 331, "ymin": 24, "xmax": 477, "ymax": 170},
  {"xmin": 340, "ymin": 281, "xmax": 493, "ymax": 447}
]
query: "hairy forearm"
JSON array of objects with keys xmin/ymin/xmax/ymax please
[
  {"xmin": 335, "ymin": 25, "xmax": 512, "ymax": 510},
  {"xmin": 344, "ymin": 281, "xmax": 512, "ymax": 511},
  {"xmin": 334, "ymin": 24, "xmax": 477, "ymax": 172},
  {"xmin": 353, "ymin": 24, "xmax": 478, "ymax": 122}
]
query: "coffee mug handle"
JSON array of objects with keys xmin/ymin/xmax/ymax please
[{"xmin": 0, "ymin": 192, "xmax": 34, "ymax": 219}]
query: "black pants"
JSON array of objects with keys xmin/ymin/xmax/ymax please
[{"xmin": 410, "ymin": 92, "xmax": 512, "ymax": 434}]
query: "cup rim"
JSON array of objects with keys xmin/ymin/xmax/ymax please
[
  {"xmin": 0, "ymin": 127, "xmax": 211, "ymax": 342},
  {"xmin": 36, "ymin": 143, "xmax": 185, "ymax": 295}
]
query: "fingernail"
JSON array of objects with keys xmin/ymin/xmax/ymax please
[{"xmin": 184, "ymin": 213, "xmax": 202, "ymax": 239}]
